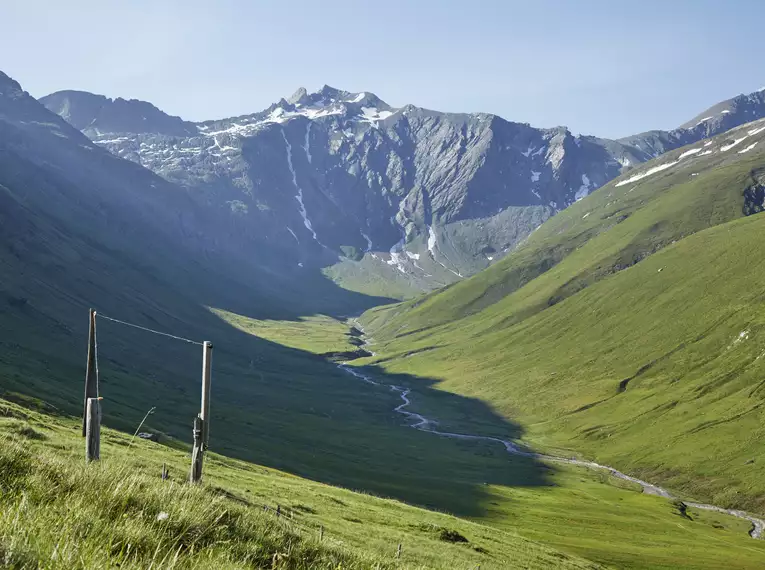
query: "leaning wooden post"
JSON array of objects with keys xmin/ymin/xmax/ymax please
[
  {"xmin": 85, "ymin": 397, "xmax": 101, "ymax": 462},
  {"xmin": 396, "ymin": 543, "xmax": 402, "ymax": 559},
  {"xmin": 82, "ymin": 309, "xmax": 98, "ymax": 436}
]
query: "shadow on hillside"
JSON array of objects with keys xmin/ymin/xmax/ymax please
[
  {"xmin": 0, "ymin": 152, "xmax": 547, "ymax": 519},
  {"xmin": 1, "ymin": 284, "xmax": 551, "ymax": 520}
]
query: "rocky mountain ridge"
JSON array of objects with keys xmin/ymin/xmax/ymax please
[{"xmin": 40, "ymin": 83, "xmax": 765, "ymax": 297}]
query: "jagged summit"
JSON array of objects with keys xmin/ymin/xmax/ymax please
[
  {"xmin": 287, "ymin": 87, "xmax": 309, "ymax": 106},
  {"xmin": 0, "ymin": 71, "xmax": 25, "ymax": 100},
  {"xmin": 284, "ymin": 85, "xmax": 390, "ymax": 111}
]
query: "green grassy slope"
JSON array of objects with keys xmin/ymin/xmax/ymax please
[
  {"xmin": 7, "ymin": 379, "xmax": 765, "ymax": 570},
  {"xmin": 364, "ymin": 121, "xmax": 765, "ymax": 337},
  {"xmin": 6, "ymin": 300, "xmax": 765, "ymax": 568},
  {"xmin": 184, "ymin": 313, "xmax": 765, "ymax": 569},
  {"xmin": 2, "ymin": 399, "xmax": 600, "ymax": 570},
  {"xmin": 359, "ymin": 119, "xmax": 765, "ymax": 516}
]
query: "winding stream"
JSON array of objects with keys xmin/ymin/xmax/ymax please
[{"xmin": 338, "ymin": 361, "xmax": 765, "ymax": 539}]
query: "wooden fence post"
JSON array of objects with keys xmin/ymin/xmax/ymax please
[
  {"xmin": 396, "ymin": 543, "xmax": 402, "ymax": 559},
  {"xmin": 82, "ymin": 309, "xmax": 97, "ymax": 436},
  {"xmin": 190, "ymin": 415, "xmax": 203, "ymax": 483},
  {"xmin": 190, "ymin": 341, "xmax": 212, "ymax": 483},
  {"xmin": 85, "ymin": 397, "xmax": 101, "ymax": 462},
  {"xmin": 319, "ymin": 525, "xmax": 324, "ymax": 541},
  {"xmin": 161, "ymin": 463, "xmax": 169, "ymax": 480}
]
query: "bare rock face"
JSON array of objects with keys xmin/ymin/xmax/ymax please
[{"xmin": 41, "ymin": 83, "xmax": 765, "ymax": 296}]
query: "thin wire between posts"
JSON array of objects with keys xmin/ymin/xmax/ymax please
[{"xmin": 97, "ymin": 313, "xmax": 204, "ymax": 346}]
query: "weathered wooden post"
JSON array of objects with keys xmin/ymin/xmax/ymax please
[
  {"xmin": 161, "ymin": 463, "xmax": 169, "ymax": 480},
  {"xmin": 85, "ymin": 397, "xmax": 101, "ymax": 462},
  {"xmin": 319, "ymin": 525, "xmax": 324, "ymax": 541},
  {"xmin": 190, "ymin": 415, "xmax": 203, "ymax": 483},
  {"xmin": 396, "ymin": 543, "xmax": 402, "ymax": 559},
  {"xmin": 189, "ymin": 341, "xmax": 213, "ymax": 483},
  {"xmin": 82, "ymin": 309, "xmax": 97, "ymax": 436}
]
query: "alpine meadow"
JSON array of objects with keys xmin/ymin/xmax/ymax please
[{"xmin": 3, "ymin": 4, "xmax": 765, "ymax": 568}]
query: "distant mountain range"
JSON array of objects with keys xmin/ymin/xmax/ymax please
[{"xmin": 40, "ymin": 81, "xmax": 765, "ymax": 297}]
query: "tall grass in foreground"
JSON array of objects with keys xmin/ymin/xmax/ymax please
[{"xmin": 0, "ymin": 437, "xmax": 391, "ymax": 569}]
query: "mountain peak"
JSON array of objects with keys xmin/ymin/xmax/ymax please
[
  {"xmin": 0, "ymin": 71, "xmax": 26, "ymax": 100},
  {"xmin": 317, "ymin": 84, "xmax": 344, "ymax": 99},
  {"xmin": 288, "ymin": 87, "xmax": 309, "ymax": 106},
  {"xmin": 280, "ymin": 85, "xmax": 390, "ymax": 112}
]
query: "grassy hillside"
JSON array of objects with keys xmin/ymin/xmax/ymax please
[
  {"xmin": 359, "ymin": 119, "xmax": 765, "ymax": 516},
  {"xmin": 6, "ymin": 302, "xmax": 765, "ymax": 568},
  {"xmin": 6, "ymin": 384, "xmax": 765, "ymax": 570},
  {"xmin": 2, "ymin": 399, "xmax": 602, "ymax": 570},
  {"xmin": 364, "ymin": 120, "xmax": 765, "ymax": 337}
]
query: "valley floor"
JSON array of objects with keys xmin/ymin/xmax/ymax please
[{"xmin": 211, "ymin": 313, "xmax": 765, "ymax": 569}]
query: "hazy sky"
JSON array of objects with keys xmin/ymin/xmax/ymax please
[{"xmin": 2, "ymin": 0, "xmax": 762, "ymax": 138}]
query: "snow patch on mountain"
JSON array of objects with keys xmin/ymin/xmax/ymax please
[
  {"xmin": 304, "ymin": 122, "xmax": 312, "ymax": 163},
  {"xmin": 386, "ymin": 237, "xmax": 407, "ymax": 273},
  {"xmin": 426, "ymin": 225, "xmax": 463, "ymax": 278},
  {"xmin": 575, "ymin": 174, "xmax": 591, "ymax": 201},
  {"xmin": 721, "ymin": 136, "xmax": 748, "ymax": 152},
  {"xmin": 615, "ymin": 161, "xmax": 679, "ymax": 187},
  {"xmin": 427, "ymin": 226, "xmax": 437, "ymax": 256},
  {"xmin": 361, "ymin": 231, "xmax": 373, "ymax": 252},
  {"xmin": 359, "ymin": 107, "xmax": 394, "ymax": 127},
  {"xmin": 282, "ymin": 129, "xmax": 322, "ymax": 246},
  {"xmin": 201, "ymin": 104, "xmax": 345, "ymax": 139},
  {"xmin": 678, "ymin": 147, "xmax": 702, "ymax": 159},
  {"xmin": 738, "ymin": 141, "xmax": 758, "ymax": 154}
]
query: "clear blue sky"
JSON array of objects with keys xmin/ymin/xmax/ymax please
[{"xmin": 2, "ymin": 0, "xmax": 762, "ymax": 138}]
